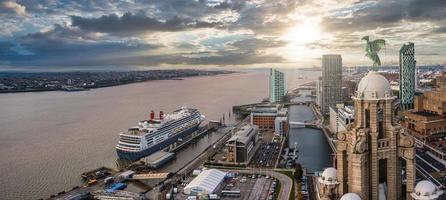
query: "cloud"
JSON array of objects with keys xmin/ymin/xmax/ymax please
[
  {"xmin": 90, "ymin": 51, "xmax": 286, "ymax": 66},
  {"xmin": 1, "ymin": 24, "xmax": 162, "ymax": 65},
  {"xmin": 70, "ymin": 12, "xmax": 225, "ymax": 35},
  {"xmin": 228, "ymin": 38, "xmax": 287, "ymax": 51},
  {"xmin": 432, "ymin": 26, "xmax": 446, "ymax": 34},
  {"xmin": 0, "ymin": 42, "xmax": 15, "ymax": 55},
  {"xmin": 1, "ymin": 1, "xmax": 26, "ymax": 16},
  {"xmin": 3, "ymin": 22, "xmax": 285, "ymax": 67},
  {"xmin": 321, "ymin": 0, "xmax": 446, "ymax": 33}
]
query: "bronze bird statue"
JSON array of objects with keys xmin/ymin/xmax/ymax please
[{"xmin": 362, "ymin": 36, "xmax": 386, "ymax": 71}]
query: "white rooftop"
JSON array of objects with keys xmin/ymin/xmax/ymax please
[
  {"xmin": 319, "ymin": 167, "xmax": 338, "ymax": 186},
  {"xmin": 340, "ymin": 193, "xmax": 361, "ymax": 200},
  {"xmin": 356, "ymin": 71, "xmax": 393, "ymax": 100},
  {"xmin": 411, "ymin": 180, "xmax": 444, "ymax": 200},
  {"xmin": 183, "ymin": 169, "xmax": 226, "ymax": 195}
]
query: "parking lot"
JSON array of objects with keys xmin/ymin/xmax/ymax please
[
  {"xmin": 173, "ymin": 172, "xmax": 278, "ymax": 200},
  {"xmin": 224, "ymin": 174, "xmax": 277, "ymax": 200},
  {"xmin": 249, "ymin": 142, "xmax": 281, "ymax": 168}
]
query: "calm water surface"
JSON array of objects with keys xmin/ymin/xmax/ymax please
[
  {"xmin": 288, "ymin": 105, "xmax": 333, "ymax": 173},
  {"xmin": 0, "ymin": 69, "xmax": 322, "ymax": 199}
]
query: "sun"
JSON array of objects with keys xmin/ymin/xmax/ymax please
[{"xmin": 283, "ymin": 20, "xmax": 321, "ymax": 45}]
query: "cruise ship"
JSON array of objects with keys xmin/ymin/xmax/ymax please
[{"xmin": 116, "ymin": 107, "xmax": 205, "ymax": 160}]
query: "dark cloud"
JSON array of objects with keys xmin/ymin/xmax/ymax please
[
  {"xmin": 322, "ymin": 0, "xmax": 446, "ymax": 32},
  {"xmin": 0, "ymin": 42, "xmax": 15, "ymax": 55},
  {"xmin": 230, "ymin": 0, "xmax": 305, "ymax": 35},
  {"xmin": 70, "ymin": 12, "xmax": 224, "ymax": 34},
  {"xmin": 3, "ymin": 24, "xmax": 161, "ymax": 65},
  {"xmin": 432, "ymin": 26, "xmax": 446, "ymax": 33},
  {"xmin": 3, "ymin": 23, "xmax": 284, "ymax": 67}
]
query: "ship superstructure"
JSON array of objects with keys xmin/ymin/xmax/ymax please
[{"xmin": 116, "ymin": 107, "xmax": 204, "ymax": 160}]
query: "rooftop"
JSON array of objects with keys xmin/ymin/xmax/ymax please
[{"xmin": 355, "ymin": 71, "xmax": 393, "ymax": 100}]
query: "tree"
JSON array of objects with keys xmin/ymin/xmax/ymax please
[{"xmin": 294, "ymin": 163, "xmax": 303, "ymax": 181}]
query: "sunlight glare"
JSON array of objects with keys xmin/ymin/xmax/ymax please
[{"xmin": 283, "ymin": 20, "xmax": 321, "ymax": 45}]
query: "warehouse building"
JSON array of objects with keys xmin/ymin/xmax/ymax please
[{"xmin": 183, "ymin": 169, "xmax": 227, "ymax": 195}]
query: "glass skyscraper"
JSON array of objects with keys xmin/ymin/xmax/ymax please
[
  {"xmin": 269, "ymin": 68, "xmax": 285, "ymax": 103},
  {"xmin": 399, "ymin": 42, "xmax": 416, "ymax": 110}
]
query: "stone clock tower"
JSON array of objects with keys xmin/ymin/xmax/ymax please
[{"xmin": 336, "ymin": 71, "xmax": 415, "ymax": 200}]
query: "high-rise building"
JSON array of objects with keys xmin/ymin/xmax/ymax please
[
  {"xmin": 322, "ymin": 55, "xmax": 343, "ymax": 114},
  {"xmin": 269, "ymin": 68, "xmax": 286, "ymax": 103},
  {"xmin": 316, "ymin": 77, "xmax": 323, "ymax": 107},
  {"xmin": 399, "ymin": 42, "xmax": 416, "ymax": 110},
  {"xmin": 335, "ymin": 71, "xmax": 416, "ymax": 200}
]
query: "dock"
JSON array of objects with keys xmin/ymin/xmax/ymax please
[{"xmin": 143, "ymin": 151, "xmax": 175, "ymax": 169}]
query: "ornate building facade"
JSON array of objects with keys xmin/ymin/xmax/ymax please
[{"xmin": 335, "ymin": 71, "xmax": 416, "ymax": 200}]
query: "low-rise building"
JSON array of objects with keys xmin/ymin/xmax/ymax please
[
  {"xmin": 402, "ymin": 73, "xmax": 446, "ymax": 140},
  {"xmin": 329, "ymin": 105, "xmax": 354, "ymax": 133},
  {"xmin": 226, "ymin": 123, "xmax": 259, "ymax": 164},
  {"xmin": 183, "ymin": 169, "xmax": 226, "ymax": 195},
  {"xmin": 250, "ymin": 104, "xmax": 279, "ymax": 130},
  {"xmin": 250, "ymin": 103, "xmax": 288, "ymax": 133}
]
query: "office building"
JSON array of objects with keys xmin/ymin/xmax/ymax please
[
  {"xmin": 399, "ymin": 42, "xmax": 416, "ymax": 110},
  {"xmin": 269, "ymin": 68, "xmax": 286, "ymax": 103},
  {"xmin": 226, "ymin": 123, "xmax": 259, "ymax": 164},
  {"xmin": 322, "ymin": 55, "xmax": 343, "ymax": 115}
]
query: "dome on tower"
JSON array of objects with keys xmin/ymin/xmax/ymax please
[
  {"xmin": 411, "ymin": 180, "xmax": 444, "ymax": 199},
  {"xmin": 356, "ymin": 71, "xmax": 393, "ymax": 100},
  {"xmin": 319, "ymin": 167, "xmax": 339, "ymax": 185},
  {"xmin": 340, "ymin": 193, "xmax": 361, "ymax": 200}
]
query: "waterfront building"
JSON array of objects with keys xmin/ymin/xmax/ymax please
[
  {"xmin": 269, "ymin": 68, "xmax": 286, "ymax": 103},
  {"xmin": 329, "ymin": 105, "xmax": 354, "ymax": 133},
  {"xmin": 274, "ymin": 116, "xmax": 288, "ymax": 136},
  {"xmin": 250, "ymin": 104, "xmax": 287, "ymax": 131},
  {"xmin": 335, "ymin": 71, "xmax": 416, "ymax": 200},
  {"xmin": 316, "ymin": 77, "xmax": 323, "ymax": 107},
  {"xmin": 399, "ymin": 42, "xmax": 416, "ymax": 110},
  {"xmin": 226, "ymin": 123, "xmax": 259, "ymax": 164},
  {"xmin": 183, "ymin": 169, "xmax": 226, "ymax": 195},
  {"xmin": 321, "ymin": 54, "xmax": 343, "ymax": 115}
]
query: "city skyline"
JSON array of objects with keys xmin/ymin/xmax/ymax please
[{"xmin": 1, "ymin": 0, "xmax": 446, "ymax": 70}]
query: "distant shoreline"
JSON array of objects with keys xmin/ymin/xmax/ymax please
[{"xmin": 0, "ymin": 69, "xmax": 236, "ymax": 94}]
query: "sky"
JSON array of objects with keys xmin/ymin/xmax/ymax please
[{"xmin": 0, "ymin": 0, "xmax": 445, "ymax": 70}]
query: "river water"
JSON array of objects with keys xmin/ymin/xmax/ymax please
[
  {"xmin": 0, "ymin": 69, "xmax": 327, "ymax": 199},
  {"xmin": 288, "ymin": 105, "xmax": 334, "ymax": 173}
]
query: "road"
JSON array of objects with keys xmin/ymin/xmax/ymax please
[{"xmin": 222, "ymin": 169, "xmax": 293, "ymax": 200}]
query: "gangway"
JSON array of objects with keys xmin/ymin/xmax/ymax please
[{"xmin": 130, "ymin": 172, "xmax": 170, "ymax": 180}]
